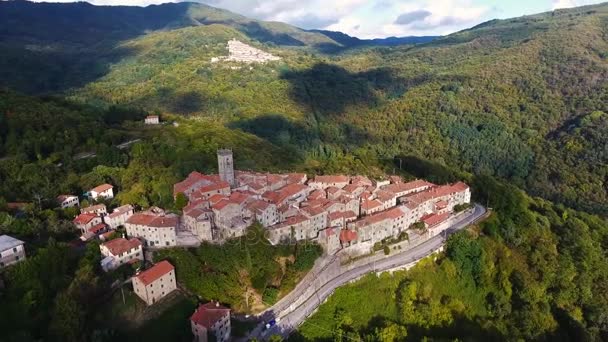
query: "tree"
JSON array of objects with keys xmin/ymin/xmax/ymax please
[
  {"xmin": 383, "ymin": 245, "xmax": 391, "ymax": 255},
  {"xmin": 174, "ymin": 192, "xmax": 188, "ymax": 211}
]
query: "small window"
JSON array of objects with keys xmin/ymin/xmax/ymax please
[{"xmin": 13, "ymin": 247, "xmax": 17, "ymax": 253}]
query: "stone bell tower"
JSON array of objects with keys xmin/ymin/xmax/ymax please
[{"xmin": 217, "ymin": 149, "xmax": 236, "ymax": 188}]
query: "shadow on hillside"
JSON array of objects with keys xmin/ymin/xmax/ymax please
[
  {"xmin": 280, "ymin": 63, "xmax": 412, "ymax": 117},
  {"xmin": 227, "ymin": 114, "xmax": 378, "ymax": 156},
  {"xmin": 0, "ymin": 1, "xmax": 196, "ymax": 94}
]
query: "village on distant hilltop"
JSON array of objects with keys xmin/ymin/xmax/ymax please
[{"xmin": 212, "ymin": 39, "xmax": 281, "ymax": 64}]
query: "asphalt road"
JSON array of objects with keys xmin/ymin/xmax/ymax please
[{"xmin": 251, "ymin": 203, "xmax": 488, "ymax": 339}]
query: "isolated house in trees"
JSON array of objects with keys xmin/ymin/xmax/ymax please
[
  {"xmin": 57, "ymin": 195, "xmax": 79, "ymax": 209},
  {"xmin": 190, "ymin": 302, "xmax": 231, "ymax": 342},
  {"xmin": 89, "ymin": 184, "xmax": 114, "ymax": 200},
  {"xmin": 132, "ymin": 260, "xmax": 176, "ymax": 306},
  {"xmin": 0, "ymin": 235, "xmax": 26, "ymax": 269},
  {"xmin": 145, "ymin": 115, "xmax": 160, "ymax": 124}
]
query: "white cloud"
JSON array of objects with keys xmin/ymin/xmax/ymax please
[
  {"xmin": 552, "ymin": 0, "xmax": 602, "ymax": 9},
  {"xmin": 26, "ymin": 0, "xmax": 604, "ymax": 38}
]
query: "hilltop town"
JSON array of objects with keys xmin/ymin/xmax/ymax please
[
  {"xmin": 212, "ymin": 39, "xmax": 281, "ymax": 64},
  {"xmin": 2, "ymin": 149, "xmax": 472, "ymax": 341}
]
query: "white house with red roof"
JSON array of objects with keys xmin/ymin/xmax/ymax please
[
  {"xmin": 73, "ymin": 213, "xmax": 103, "ymax": 234},
  {"xmin": 144, "ymin": 115, "xmax": 160, "ymax": 125},
  {"xmin": 104, "ymin": 204, "xmax": 134, "ymax": 229},
  {"xmin": 99, "ymin": 237, "xmax": 143, "ymax": 271},
  {"xmin": 190, "ymin": 302, "xmax": 231, "ymax": 342},
  {"xmin": 81, "ymin": 204, "xmax": 107, "ymax": 216},
  {"xmin": 132, "ymin": 260, "xmax": 176, "ymax": 306},
  {"xmin": 89, "ymin": 184, "xmax": 114, "ymax": 200},
  {"xmin": 57, "ymin": 195, "xmax": 79, "ymax": 209}
]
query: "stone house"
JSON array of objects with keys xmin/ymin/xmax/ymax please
[
  {"xmin": 317, "ymin": 227, "xmax": 340, "ymax": 255},
  {"xmin": 89, "ymin": 184, "xmax": 114, "ymax": 200},
  {"xmin": 308, "ymin": 175, "xmax": 350, "ymax": 190},
  {"xmin": 246, "ymin": 199, "xmax": 278, "ymax": 227},
  {"xmin": 125, "ymin": 213, "xmax": 178, "ymax": 248},
  {"xmin": 190, "ymin": 302, "xmax": 231, "ymax": 342},
  {"xmin": 73, "ymin": 213, "xmax": 103, "ymax": 234},
  {"xmin": 132, "ymin": 260, "xmax": 176, "ymax": 306},
  {"xmin": 99, "ymin": 237, "xmax": 143, "ymax": 271},
  {"xmin": 104, "ymin": 204, "xmax": 135, "ymax": 229},
  {"xmin": 81, "ymin": 204, "xmax": 107, "ymax": 216},
  {"xmin": 267, "ymin": 215, "xmax": 312, "ymax": 244},
  {"xmin": 145, "ymin": 115, "xmax": 160, "ymax": 125}
]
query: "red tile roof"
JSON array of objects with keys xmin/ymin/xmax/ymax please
[
  {"xmin": 263, "ymin": 183, "xmax": 308, "ymax": 205},
  {"xmin": 339, "ymin": 229, "xmax": 358, "ymax": 243},
  {"xmin": 246, "ymin": 199, "xmax": 271, "ymax": 213},
  {"xmin": 361, "ymin": 199, "xmax": 382, "ymax": 211},
  {"xmin": 81, "ymin": 204, "xmax": 106, "ymax": 214},
  {"xmin": 301, "ymin": 205, "xmax": 326, "ymax": 217},
  {"xmin": 73, "ymin": 213, "xmax": 98, "ymax": 225},
  {"xmin": 422, "ymin": 212, "xmax": 450, "ymax": 227},
  {"xmin": 173, "ymin": 172, "xmax": 209, "ymax": 195},
  {"xmin": 190, "ymin": 302, "xmax": 230, "ymax": 329},
  {"xmin": 91, "ymin": 183, "xmax": 113, "ymax": 193},
  {"xmin": 135, "ymin": 260, "xmax": 174, "ymax": 286},
  {"xmin": 354, "ymin": 207, "xmax": 405, "ymax": 228},
  {"xmin": 311, "ymin": 175, "xmax": 350, "ymax": 185},
  {"xmin": 102, "ymin": 238, "xmax": 142, "ymax": 256},
  {"xmin": 126, "ymin": 213, "xmax": 178, "ymax": 228},
  {"xmin": 88, "ymin": 223, "xmax": 107, "ymax": 234},
  {"xmin": 402, "ymin": 182, "xmax": 469, "ymax": 205},
  {"xmin": 382, "ymin": 179, "xmax": 434, "ymax": 196}
]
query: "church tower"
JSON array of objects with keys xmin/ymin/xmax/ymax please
[{"xmin": 217, "ymin": 149, "xmax": 236, "ymax": 188}]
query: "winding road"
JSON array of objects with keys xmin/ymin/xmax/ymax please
[{"xmin": 249, "ymin": 203, "xmax": 488, "ymax": 340}]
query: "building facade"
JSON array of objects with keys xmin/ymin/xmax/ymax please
[
  {"xmin": 99, "ymin": 237, "xmax": 143, "ymax": 271},
  {"xmin": 89, "ymin": 184, "xmax": 114, "ymax": 200},
  {"xmin": 217, "ymin": 149, "xmax": 236, "ymax": 188},
  {"xmin": 132, "ymin": 260, "xmax": 177, "ymax": 306},
  {"xmin": 57, "ymin": 195, "xmax": 79, "ymax": 209},
  {"xmin": 125, "ymin": 213, "xmax": 178, "ymax": 248},
  {"xmin": 0, "ymin": 235, "xmax": 26, "ymax": 269},
  {"xmin": 190, "ymin": 302, "xmax": 231, "ymax": 342}
]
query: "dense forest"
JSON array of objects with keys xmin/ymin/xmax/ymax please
[{"xmin": 0, "ymin": 0, "xmax": 607, "ymax": 341}]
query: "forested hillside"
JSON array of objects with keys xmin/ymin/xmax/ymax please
[{"xmin": 60, "ymin": 2, "xmax": 608, "ymax": 215}]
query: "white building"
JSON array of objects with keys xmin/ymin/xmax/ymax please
[
  {"xmin": 57, "ymin": 195, "xmax": 79, "ymax": 209},
  {"xmin": 145, "ymin": 115, "xmax": 160, "ymax": 125},
  {"xmin": 81, "ymin": 204, "xmax": 107, "ymax": 216},
  {"xmin": 105, "ymin": 204, "xmax": 134, "ymax": 229},
  {"xmin": 0, "ymin": 235, "xmax": 26, "ymax": 269},
  {"xmin": 125, "ymin": 212, "xmax": 178, "ymax": 248},
  {"xmin": 99, "ymin": 237, "xmax": 143, "ymax": 272},
  {"xmin": 132, "ymin": 260, "xmax": 177, "ymax": 306},
  {"xmin": 89, "ymin": 184, "xmax": 114, "ymax": 200}
]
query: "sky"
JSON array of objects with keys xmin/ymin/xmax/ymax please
[{"xmin": 30, "ymin": 0, "xmax": 607, "ymax": 38}]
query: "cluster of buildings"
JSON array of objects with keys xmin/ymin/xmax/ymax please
[
  {"xmin": 211, "ymin": 39, "xmax": 281, "ymax": 64},
  {"xmin": 173, "ymin": 149, "xmax": 471, "ymax": 255}
]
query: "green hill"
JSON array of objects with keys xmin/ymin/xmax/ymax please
[{"xmin": 62, "ymin": 2, "xmax": 607, "ymax": 215}]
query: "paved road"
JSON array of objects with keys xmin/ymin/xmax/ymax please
[{"xmin": 251, "ymin": 203, "xmax": 488, "ymax": 339}]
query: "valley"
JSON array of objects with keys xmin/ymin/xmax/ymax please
[{"xmin": 0, "ymin": 1, "xmax": 607, "ymax": 341}]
